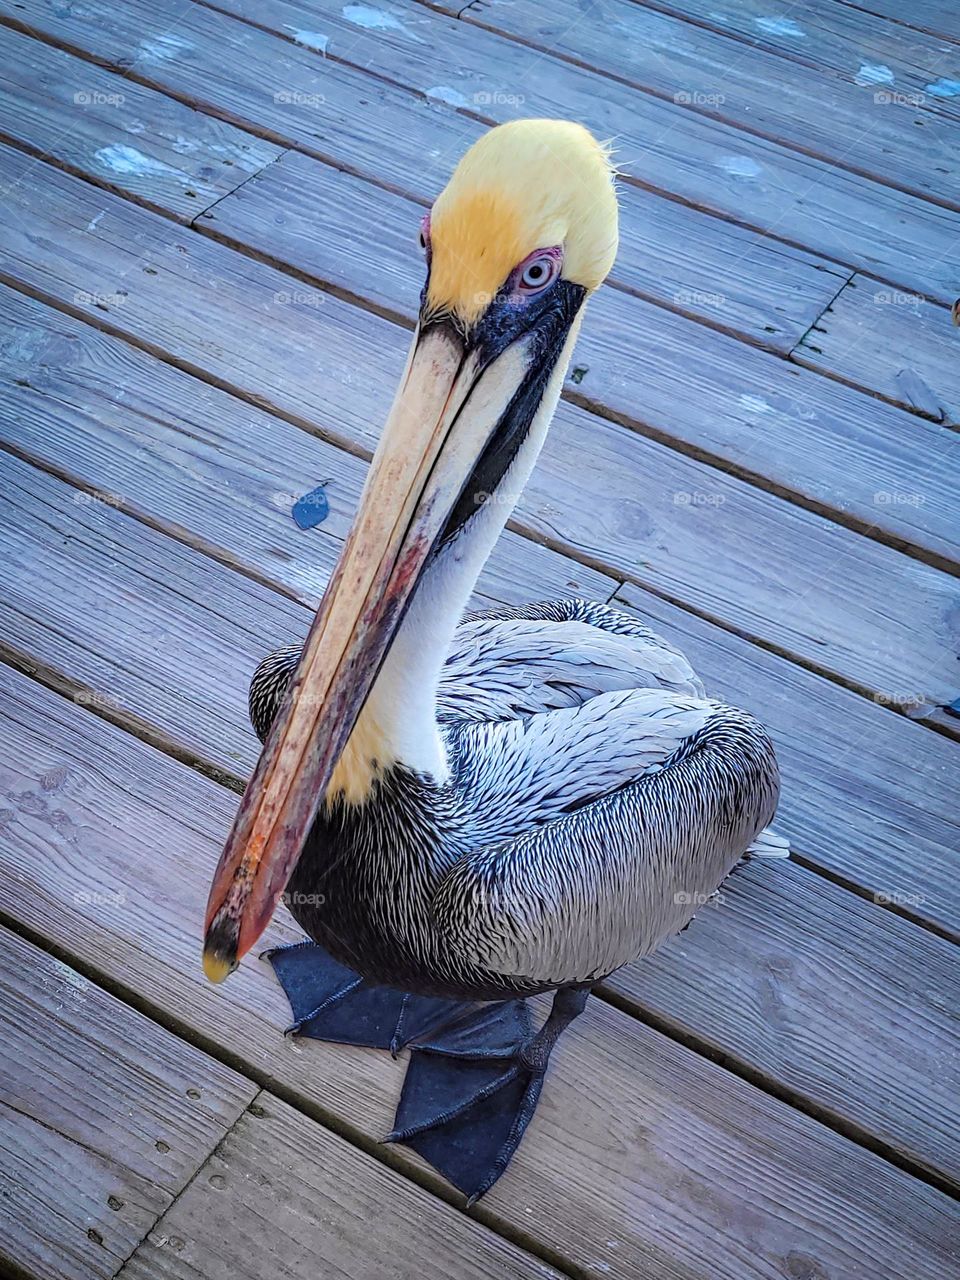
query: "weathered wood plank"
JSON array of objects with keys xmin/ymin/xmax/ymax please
[
  {"xmin": 607, "ymin": 857, "xmax": 960, "ymax": 1186},
  {"xmin": 794, "ymin": 276, "xmax": 960, "ymax": 424},
  {"xmin": 0, "ymin": 927, "xmax": 256, "ymax": 1280},
  {"xmin": 613, "ymin": 581, "xmax": 960, "ymax": 935},
  {"xmin": 120, "ymin": 1093, "xmax": 566, "ymax": 1280},
  {"xmin": 2, "ymin": 667, "xmax": 957, "ymax": 1280},
  {"xmin": 0, "ymin": 446, "xmax": 608, "ymax": 778},
  {"xmin": 426, "ymin": 0, "xmax": 959, "ymax": 206},
  {"xmin": 834, "ymin": 0, "xmax": 960, "ymax": 44},
  {"xmin": 0, "ymin": 177, "xmax": 956, "ymax": 719},
  {"xmin": 0, "ymin": 0, "xmax": 848, "ymax": 352},
  {"xmin": 1, "ymin": 437, "xmax": 958, "ymax": 1184},
  {"xmin": 4, "ymin": 0, "xmax": 959, "ymax": 303},
  {"xmin": 204, "ymin": 137, "xmax": 848, "ymax": 352},
  {"xmin": 648, "ymin": 0, "xmax": 960, "ymax": 119},
  {"xmin": 201, "ymin": 146, "xmax": 959, "ymax": 569},
  {"xmin": 2, "ymin": 292, "xmax": 956, "ymax": 931},
  {"xmin": 0, "ymin": 25, "xmax": 281, "ymax": 221}
]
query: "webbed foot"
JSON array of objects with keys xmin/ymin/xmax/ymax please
[
  {"xmin": 263, "ymin": 940, "xmax": 468, "ymax": 1055},
  {"xmin": 387, "ymin": 989, "xmax": 589, "ymax": 1202}
]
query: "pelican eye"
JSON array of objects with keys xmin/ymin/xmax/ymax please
[
  {"xmin": 418, "ymin": 214, "xmax": 431, "ymax": 255},
  {"xmin": 518, "ymin": 253, "xmax": 560, "ymax": 294}
]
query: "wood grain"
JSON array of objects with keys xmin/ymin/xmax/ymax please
[
  {"xmin": 1, "ymin": 667, "xmax": 957, "ymax": 1280},
  {"xmin": 2, "ymin": 292, "xmax": 956, "ymax": 932},
  {"xmin": 1, "ymin": 444, "xmax": 958, "ymax": 1186},
  {"xmin": 205, "ymin": 149, "xmax": 960, "ymax": 570},
  {"xmin": 640, "ymin": 0, "xmax": 960, "ymax": 119},
  {"xmin": 834, "ymin": 0, "xmax": 960, "ymax": 44},
  {"xmin": 0, "ymin": 0, "xmax": 849, "ymax": 351},
  {"xmin": 0, "ymin": 926, "xmax": 256, "ymax": 1280},
  {"xmin": 119, "ymin": 1093, "xmax": 566, "ymax": 1280},
  {"xmin": 4, "ymin": 0, "xmax": 959, "ymax": 302},
  {"xmin": 794, "ymin": 275, "xmax": 960, "ymax": 424},
  {"xmin": 1, "ymin": 167, "xmax": 957, "ymax": 720},
  {"xmin": 434, "ymin": 0, "xmax": 960, "ymax": 206},
  {"xmin": 0, "ymin": 446, "xmax": 608, "ymax": 779},
  {"xmin": 607, "ymin": 858, "xmax": 960, "ymax": 1186},
  {"xmin": 0, "ymin": 25, "xmax": 281, "ymax": 220}
]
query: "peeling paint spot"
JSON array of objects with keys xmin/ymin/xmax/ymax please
[
  {"xmin": 342, "ymin": 4, "xmax": 424, "ymax": 42},
  {"xmin": 138, "ymin": 33, "xmax": 192, "ymax": 62},
  {"xmin": 855, "ymin": 63, "xmax": 895, "ymax": 87},
  {"xmin": 94, "ymin": 144, "xmax": 189, "ymax": 182},
  {"xmin": 718, "ymin": 155, "xmax": 763, "ymax": 178},
  {"xmin": 927, "ymin": 77, "xmax": 960, "ymax": 98},
  {"xmin": 739, "ymin": 393, "xmax": 773, "ymax": 414},
  {"xmin": 425, "ymin": 84, "xmax": 469, "ymax": 108},
  {"xmin": 86, "ymin": 211, "xmax": 104, "ymax": 232},
  {"xmin": 284, "ymin": 26, "xmax": 329, "ymax": 53},
  {"xmin": 755, "ymin": 16, "xmax": 805, "ymax": 38}
]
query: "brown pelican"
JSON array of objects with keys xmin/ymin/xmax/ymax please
[{"xmin": 203, "ymin": 119, "xmax": 781, "ymax": 1202}]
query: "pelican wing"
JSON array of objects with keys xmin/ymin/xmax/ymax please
[
  {"xmin": 434, "ymin": 690, "xmax": 779, "ymax": 986},
  {"xmin": 440, "ymin": 599, "xmax": 704, "ymax": 723}
]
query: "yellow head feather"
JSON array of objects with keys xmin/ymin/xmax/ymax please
[{"xmin": 426, "ymin": 119, "xmax": 619, "ymax": 327}]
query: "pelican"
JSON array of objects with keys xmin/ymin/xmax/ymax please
[{"xmin": 204, "ymin": 119, "xmax": 781, "ymax": 1202}]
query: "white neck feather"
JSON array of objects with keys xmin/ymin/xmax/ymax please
[{"xmin": 348, "ymin": 317, "xmax": 583, "ymax": 790}]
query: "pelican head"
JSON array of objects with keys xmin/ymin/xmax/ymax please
[{"xmin": 203, "ymin": 119, "xmax": 619, "ymax": 982}]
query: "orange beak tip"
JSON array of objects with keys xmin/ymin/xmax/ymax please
[{"xmin": 202, "ymin": 944, "xmax": 238, "ymax": 985}]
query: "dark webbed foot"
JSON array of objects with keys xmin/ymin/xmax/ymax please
[
  {"xmin": 263, "ymin": 940, "xmax": 468, "ymax": 1055},
  {"xmin": 387, "ymin": 988, "xmax": 590, "ymax": 1203}
]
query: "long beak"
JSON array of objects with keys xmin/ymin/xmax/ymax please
[{"xmin": 203, "ymin": 322, "xmax": 530, "ymax": 981}]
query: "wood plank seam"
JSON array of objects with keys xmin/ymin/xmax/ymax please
[
  {"xmin": 2, "ymin": 267, "xmax": 956, "ymax": 749},
  {"xmin": 0, "ymin": 45, "xmax": 949, "ymax": 567},
  {"xmin": 427, "ymin": 0, "xmax": 960, "ymax": 213},
  {"xmin": 0, "ymin": 102, "xmax": 951, "ymax": 494},
  {"xmin": 2, "ymin": 648, "xmax": 956, "ymax": 1207},
  {"xmin": 621, "ymin": 0, "xmax": 959, "ymax": 115},
  {"xmin": 2, "ymin": 5, "xmax": 953, "ymax": 312},
  {"xmin": 0, "ymin": 123, "xmax": 285, "ymax": 229},
  {"xmin": 5, "ymin": 622, "xmax": 951, "ymax": 948},
  {"xmin": 835, "ymin": 0, "xmax": 960, "ymax": 45},
  {"xmin": 0, "ymin": 88, "xmax": 924, "ymax": 578}
]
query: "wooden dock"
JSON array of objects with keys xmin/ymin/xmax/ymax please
[{"xmin": 0, "ymin": 1, "xmax": 957, "ymax": 1276}]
